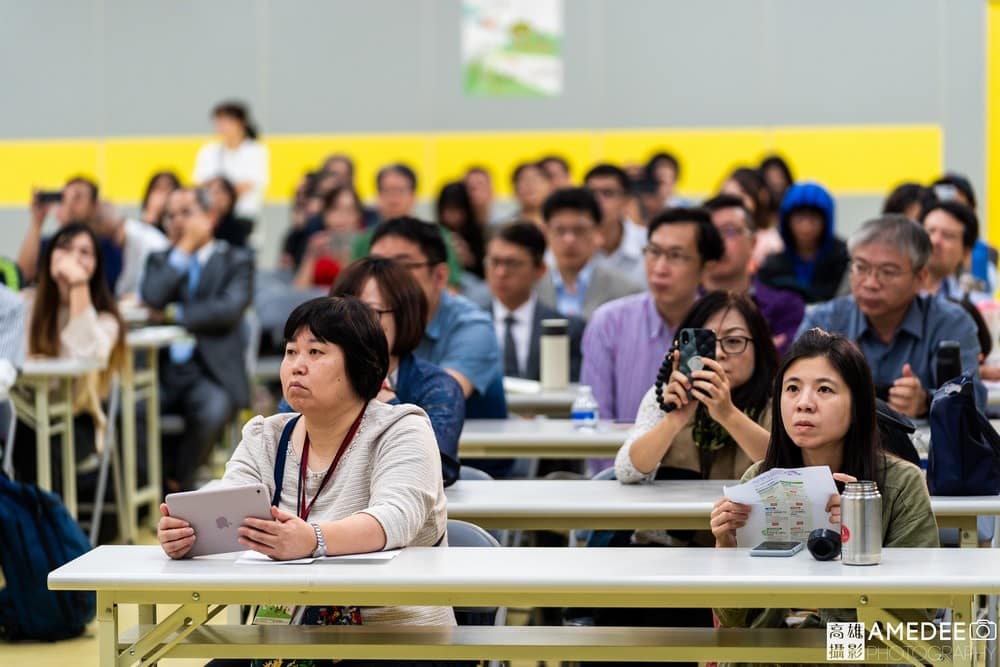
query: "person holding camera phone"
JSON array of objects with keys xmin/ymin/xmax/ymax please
[
  {"xmin": 710, "ymin": 329, "xmax": 939, "ymax": 645},
  {"xmin": 616, "ymin": 291, "xmax": 778, "ymax": 540}
]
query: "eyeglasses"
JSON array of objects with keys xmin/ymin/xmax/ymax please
[
  {"xmin": 849, "ymin": 259, "xmax": 909, "ymax": 283},
  {"xmin": 717, "ymin": 335, "xmax": 753, "ymax": 355},
  {"xmin": 486, "ymin": 256, "xmax": 530, "ymax": 270},
  {"xmin": 642, "ymin": 245, "xmax": 695, "ymax": 265}
]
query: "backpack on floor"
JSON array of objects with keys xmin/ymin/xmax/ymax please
[
  {"xmin": 0, "ymin": 472, "xmax": 95, "ymax": 640},
  {"xmin": 928, "ymin": 373, "xmax": 1000, "ymax": 495}
]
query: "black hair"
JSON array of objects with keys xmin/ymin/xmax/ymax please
[
  {"xmin": 541, "ymin": 187, "xmax": 602, "ymax": 226},
  {"xmin": 65, "ymin": 176, "xmax": 99, "ymax": 202},
  {"xmin": 646, "ymin": 151, "xmax": 681, "ymax": 181},
  {"xmin": 208, "ymin": 176, "xmax": 237, "ymax": 217},
  {"xmin": 370, "ymin": 216, "xmax": 448, "ymax": 267},
  {"xmin": 493, "ymin": 221, "xmax": 548, "ymax": 267},
  {"xmin": 511, "ymin": 161, "xmax": 550, "ymax": 186},
  {"xmin": 882, "ymin": 182, "xmax": 926, "ymax": 217},
  {"xmin": 540, "ymin": 155, "xmax": 570, "ymax": 174},
  {"xmin": 646, "ymin": 207, "xmax": 724, "ymax": 264},
  {"xmin": 758, "ymin": 155, "xmax": 795, "ymax": 189},
  {"xmin": 376, "ymin": 163, "xmax": 418, "ymax": 192},
  {"xmin": 436, "ymin": 181, "xmax": 485, "ymax": 278},
  {"xmin": 675, "ymin": 290, "xmax": 778, "ymax": 422},
  {"xmin": 212, "ymin": 101, "xmax": 258, "ymax": 140},
  {"xmin": 283, "ymin": 296, "xmax": 389, "ymax": 402},
  {"xmin": 932, "ymin": 173, "xmax": 977, "ymax": 210},
  {"xmin": 140, "ymin": 171, "xmax": 181, "ymax": 211},
  {"xmin": 724, "ymin": 167, "xmax": 769, "ymax": 230},
  {"xmin": 323, "ymin": 154, "xmax": 355, "ymax": 179},
  {"xmin": 703, "ymin": 194, "xmax": 754, "ymax": 231},
  {"xmin": 761, "ymin": 329, "xmax": 885, "ymax": 491},
  {"xmin": 919, "ymin": 200, "xmax": 979, "ymax": 250},
  {"xmin": 584, "ymin": 163, "xmax": 630, "ymax": 193}
]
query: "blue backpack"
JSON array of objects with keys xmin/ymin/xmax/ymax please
[
  {"xmin": 0, "ymin": 472, "xmax": 95, "ymax": 640},
  {"xmin": 928, "ymin": 373, "xmax": 1000, "ymax": 496}
]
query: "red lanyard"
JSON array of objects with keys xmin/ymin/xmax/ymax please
[{"xmin": 296, "ymin": 406, "xmax": 366, "ymax": 521}]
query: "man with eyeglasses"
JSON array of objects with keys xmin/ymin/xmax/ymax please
[
  {"xmin": 797, "ymin": 214, "xmax": 985, "ymax": 417},
  {"xmin": 918, "ymin": 200, "xmax": 991, "ymax": 304},
  {"xmin": 584, "ymin": 163, "xmax": 648, "ymax": 286},
  {"xmin": 703, "ymin": 194, "xmax": 804, "ymax": 354},
  {"xmin": 536, "ymin": 188, "xmax": 642, "ymax": 320},
  {"xmin": 479, "ymin": 221, "xmax": 584, "ymax": 381},
  {"xmin": 369, "ymin": 216, "xmax": 508, "ymax": 404},
  {"xmin": 581, "ymin": 207, "xmax": 724, "ymax": 472},
  {"xmin": 141, "ymin": 187, "xmax": 254, "ymax": 491}
]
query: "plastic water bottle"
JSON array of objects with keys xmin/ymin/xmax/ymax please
[{"xmin": 571, "ymin": 385, "xmax": 599, "ymax": 431}]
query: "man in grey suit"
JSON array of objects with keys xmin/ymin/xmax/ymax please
[
  {"xmin": 141, "ymin": 187, "xmax": 254, "ymax": 491},
  {"xmin": 477, "ymin": 222, "xmax": 584, "ymax": 381},
  {"xmin": 535, "ymin": 188, "xmax": 642, "ymax": 321}
]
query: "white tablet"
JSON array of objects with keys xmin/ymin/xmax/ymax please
[{"xmin": 165, "ymin": 483, "xmax": 273, "ymax": 557}]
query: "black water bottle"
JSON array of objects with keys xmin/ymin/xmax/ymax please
[{"xmin": 935, "ymin": 340, "xmax": 962, "ymax": 388}]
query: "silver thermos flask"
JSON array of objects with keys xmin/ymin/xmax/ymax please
[
  {"xmin": 540, "ymin": 318, "xmax": 570, "ymax": 390},
  {"xmin": 840, "ymin": 481, "xmax": 882, "ymax": 565}
]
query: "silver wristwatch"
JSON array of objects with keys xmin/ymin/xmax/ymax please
[{"xmin": 310, "ymin": 522, "xmax": 327, "ymax": 558}]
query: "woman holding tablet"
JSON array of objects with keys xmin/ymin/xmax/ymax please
[
  {"xmin": 711, "ymin": 329, "xmax": 938, "ymax": 636},
  {"xmin": 157, "ymin": 296, "xmax": 455, "ymax": 638}
]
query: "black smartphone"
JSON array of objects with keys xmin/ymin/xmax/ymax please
[
  {"xmin": 36, "ymin": 190, "xmax": 63, "ymax": 205},
  {"xmin": 935, "ymin": 340, "xmax": 962, "ymax": 388},
  {"xmin": 677, "ymin": 328, "xmax": 716, "ymax": 388}
]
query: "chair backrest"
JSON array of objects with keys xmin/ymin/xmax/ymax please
[
  {"xmin": 459, "ymin": 465, "xmax": 494, "ymax": 481},
  {"xmin": 447, "ymin": 519, "xmax": 501, "ymax": 548},
  {"xmin": 241, "ymin": 309, "xmax": 262, "ymax": 379}
]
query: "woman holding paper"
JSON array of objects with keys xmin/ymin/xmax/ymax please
[
  {"xmin": 157, "ymin": 296, "xmax": 455, "ymax": 634},
  {"xmin": 711, "ymin": 328, "xmax": 938, "ymax": 635},
  {"xmin": 615, "ymin": 291, "xmax": 779, "ymax": 499}
]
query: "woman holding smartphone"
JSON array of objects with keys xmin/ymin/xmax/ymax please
[
  {"xmin": 711, "ymin": 328, "xmax": 938, "ymax": 636},
  {"xmin": 615, "ymin": 291, "xmax": 778, "ymax": 498}
]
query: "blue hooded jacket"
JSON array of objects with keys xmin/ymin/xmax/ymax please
[
  {"xmin": 758, "ymin": 181, "xmax": 849, "ymax": 303},
  {"xmin": 778, "ymin": 181, "xmax": 836, "ymax": 287}
]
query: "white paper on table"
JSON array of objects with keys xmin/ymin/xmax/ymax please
[
  {"xmin": 236, "ymin": 549, "xmax": 402, "ymax": 565},
  {"xmin": 723, "ymin": 465, "xmax": 839, "ymax": 547}
]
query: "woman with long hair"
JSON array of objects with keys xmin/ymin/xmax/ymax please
[
  {"xmin": 711, "ymin": 329, "xmax": 938, "ymax": 636},
  {"xmin": 17, "ymin": 223, "xmax": 125, "ymax": 483},
  {"xmin": 437, "ymin": 181, "xmax": 485, "ymax": 278}
]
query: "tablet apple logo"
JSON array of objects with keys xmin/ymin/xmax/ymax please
[{"xmin": 216, "ymin": 517, "xmax": 231, "ymax": 529}]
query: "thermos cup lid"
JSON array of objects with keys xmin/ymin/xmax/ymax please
[{"xmin": 541, "ymin": 318, "xmax": 569, "ymax": 335}]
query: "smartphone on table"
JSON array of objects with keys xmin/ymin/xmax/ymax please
[{"xmin": 749, "ymin": 540, "xmax": 804, "ymax": 557}]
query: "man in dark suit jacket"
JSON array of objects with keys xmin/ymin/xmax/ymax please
[
  {"xmin": 478, "ymin": 222, "xmax": 584, "ymax": 381},
  {"xmin": 141, "ymin": 187, "xmax": 254, "ymax": 491}
]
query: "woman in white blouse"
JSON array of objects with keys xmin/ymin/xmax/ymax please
[
  {"xmin": 17, "ymin": 223, "xmax": 124, "ymax": 483},
  {"xmin": 158, "ymin": 296, "xmax": 455, "ymax": 644},
  {"xmin": 193, "ymin": 101, "xmax": 269, "ymax": 220}
]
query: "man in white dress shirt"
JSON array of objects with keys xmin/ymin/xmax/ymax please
[{"xmin": 584, "ymin": 163, "xmax": 648, "ymax": 286}]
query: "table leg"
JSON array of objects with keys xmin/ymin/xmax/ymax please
[
  {"xmin": 97, "ymin": 593, "xmax": 118, "ymax": 667},
  {"xmin": 952, "ymin": 594, "xmax": 977, "ymax": 667},
  {"xmin": 147, "ymin": 351, "xmax": 162, "ymax": 531},
  {"xmin": 121, "ymin": 351, "xmax": 138, "ymax": 543},
  {"xmin": 957, "ymin": 517, "xmax": 978, "ymax": 549},
  {"xmin": 62, "ymin": 379, "xmax": 77, "ymax": 518},
  {"xmin": 138, "ymin": 603, "xmax": 156, "ymax": 626},
  {"xmin": 35, "ymin": 380, "xmax": 52, "ymax": 491}
]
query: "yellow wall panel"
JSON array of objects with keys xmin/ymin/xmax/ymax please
[{"xmin": 0, "ymin": 125, "xmax": 943, "ymax": 207}]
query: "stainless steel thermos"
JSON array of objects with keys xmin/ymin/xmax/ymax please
[{"xmin": 840, "ymin": 481, "xmax": 882, "ymax": 565}]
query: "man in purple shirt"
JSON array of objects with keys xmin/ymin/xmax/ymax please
[
  {"xmin": 703, "ymin": 194, "xmax": 805, "ymax": 355},
  {"xmin": 581, "ymin": 207, "xmax": 724, "ymax": 472}
]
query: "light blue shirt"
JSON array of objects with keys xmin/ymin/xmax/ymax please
[
  {"xmin": 550, "ymin": 259, "xmax": 596, "ymax": 319},
  {"xmin": 797, "ymin": 294, "xmax": 986, "ymax": 411},
  {"xmin": 415, "ymin": 290, "xmax": 506, "ymax": 419}
]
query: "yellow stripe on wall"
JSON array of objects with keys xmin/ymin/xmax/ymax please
[
  {"xmin": 0, "ymin": 124, "xmax": 941, "ymax": 207},
  {"xmin": 988, "ymin": 1, "xmax": 1000, "ymax": 247}
]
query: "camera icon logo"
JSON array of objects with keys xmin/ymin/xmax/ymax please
[{"xmin": 971, "ymin": 619, "xmax": 997, "ymax": 641}]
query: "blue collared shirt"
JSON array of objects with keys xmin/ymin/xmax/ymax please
[
  {"xmin": 550, "ymin": 259, "xmax": 596, "ymax": 319},
  {"xmin": 797, "ymin": 294, "xmax": 986, "ymax": 410},
  {"xmin": 415, "ymin": 290, "xmax": 506, "ymax": 419}
]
